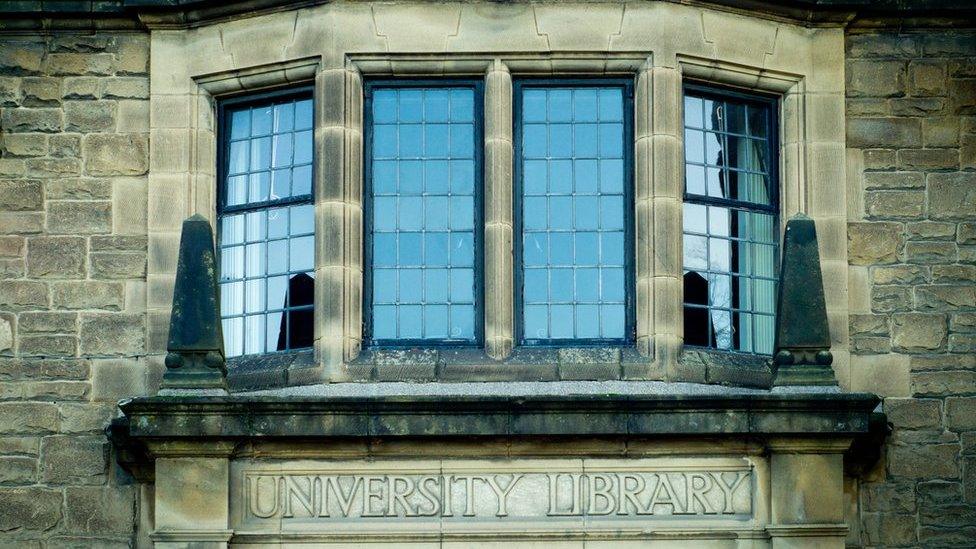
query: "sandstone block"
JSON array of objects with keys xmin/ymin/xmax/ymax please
[
  {"xmin": 863, "ymin": 149, "xmax": 897, "ymax": 169},
  {"xmin": 909, "ymin": 60, "xmax": 948, "ymax": 96},
  {"xmin": 21, "ymin": 77, "xmax": 61, "ymax": 106},
  {"xmin": 865, "ymin": 191, "xmax": 925, "ymax": 220},
  {"xmin": 862, "ymin": 481, "xmax": 916, "ymax": 513},
  {"xmin": 23, "ymin": 380, "xmax": 89, "ymax": 401},
  {"xmin": 950, "ymin": 333, "xmax": 976, "ymax": 354},
  {"xmin": 2, "ymin": 133, "xmax": 48, "ymax": 157},
  {"xmin": 847, "ymin": 117, "xmax": 921, "ymax": 148},
  {"xmin": 19, "ymin": 335, "xmax": 77, "ymax": 357},
  {"xmin": 0, "ymin": 357, "xmax": 88, "ymax": 381},
  {"xmin": 101, "ymin": 77, "xmax": 148, "ymax": 100},
  {"xmin": 78, "ymin": 313, "xmax": 145, "ymax": 356},
  {"xmin": 90, "ymin": 235, "xmax": 147, "ymax": 252},
  {"xmin": 916, "ymin": 285, "xmax": 976, "ymax": 311},
  {"xmin": 861, "ymin": 512, "xmax": 918, "ymax": 546},
  {"xmin": 872, "ymin": 285, "xmax": 913, "ymax": 313},
  {"xmin": 933, "ymin": 265, "xmax": 976, "ymax": 284},
  {"xmin": 26, "ymin": 157, "xmax": 82, "ymax": 178},
  {"xmin": 906, "ymin": 241, "xmax": 957, "ymax": 264},
  {"xmin": 45, "ymin": 201, "xmax": 112, "ymax": 234},
  {"xmin": 0, "ymin": 456, "xmax": 35, "ymax": 484},
  {"xmin": 90, "ymin": 252, "xmax": 146, "ymax": 279},
  {"xmin": 914, "ymin": 370, "xmax": 976, "ymax": 396},
  {"xmin": 40, "ymin": 435, "xmax": 106, "ymax": 484},
  {"xmin": 850, "ymin": 314, "xmax": 889, "ymax": 337},
  {"xmin": 0, "ymin": 487, "xmax": 62, "ymax": 532},
  {"xmin": 897, "ymin": 148, "xmax": 959, "ymax": 170},
  {"xmin": 950, "ymin": 78, "xmax": 976, "ymax": 115},
  {"xmin": 929, "ymin": 172, "xmax": 976, "ymax": 220},
  {"xmin": 62, "ymin": 76, "xmax": 100, "ymax": 99},
  {"xmin": 0, "ymin": 107, "xmax": 62, "ymax": 133},
  {"xmin": 892, "ymin": 313, "xmax": 948, "ymax": 352},
  {"xmin": 83, "ymin": 134, "xmax": 148, "ymax": 176},
  {"xmin": 872, "ymin": 265, "xmax": 928, "ymax": 285},
  {"xmin": 45, "ymin": 178, "xmax": 111, "ymax": 200},
  {"xmin": 922, "ymin": 34, "xmax": 976, "ymax": 56},
  {"xmin": 59, "ymin": 402, "xmax": 116, "ymax": 433},
  {"xmin": 848, "ymin": 34, "xmax": 917, "ymax": 58},
  {"xmin": 91, "ymin": 358, "xmax": 146, "ymax": 401},
  {"xmin": 64, "ymin": 100, "xmax": 117, "ymax": 132},
  {"xmin": 0, "ymin": 402, "xmax": 58, "ymax": 434},
  {"xmin": 889, "ymin": 443, "xmax": 960, "ymax": 479},
  {"xmin": 863, "ymin": 171, "xmax": 924, "ymax": 190},
  {"xmin": 18, "ymin": 311, "xmax": 77, "ymax": 334},
  {"xmin": 848, "ymin": 222, "xmax": 903, "ymax": 264},
  {"xmin": 0, "ymin": 158, "xmax": 26, "ymax": 177},
  {"xmin": 0, "ymin": 179, "xmax": 43, "ymax": 211},
  {"xmin": 26, "ymin": 236, "xmax": 86, "ymax": 278},
  {"xmin": 44, "ymin": 52, "xmax": 114, "ymax": 76},
  {"xmin": 0, "ymin": 280, "xmax": 47, "ymax": 310},
  {"xmin": 890, "ymin": 97, "xmax": 946, "ymax": 117},
  {"xmin": 947, "ymin": 397, "xmax": 976, "ymax": 431},
  {"xmin": 852, "ymin": 336, "xmax": 892, "ymax": 354},
  {"xmin": 885, "ymin": 398, "xmax": 943, "ymax": 430},
  {"xmin": 951, "ymin": 312, "xmax": 976, "ymax": 333},
  {"xmin": 50, "ymin": 281, "xmax": 123, "ymax": 310},
  {"xmin": 908, "ymin": 221, "xmax": 956, "ymax": 241},
  {"xmin": 923, "ymin": 116, "xmax": 960, "ymax": 147},
  {"xmin": 65, "ymin": 485, "xmax": 136, "ymax": 535},
  {"xmin": 847, "ymin": 60, "xmax": 906, "ymax": 98},
  {"xmin": 49, "ymin": 134, "xmax": 81, "ymax": 158}
]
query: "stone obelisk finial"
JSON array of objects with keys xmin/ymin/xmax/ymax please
[
  {"xmin": 772, "ymin": 214, "xmax": 836, "ymax": 387},
  {"xmin": 160, "ymin": 214, "xmax": 228, "ymax": 395}
]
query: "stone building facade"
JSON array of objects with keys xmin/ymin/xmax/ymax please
[{"xmin": 0, "ymin": 1, "xmax": 972, "ymax": 547}]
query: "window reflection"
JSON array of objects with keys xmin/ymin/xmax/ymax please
[
  {"xmin": 682, "ymin": 90, "xmax": 777, "ymax": 354},
  {"xmin": 219, "ymin": 93, "xmax": 314, "ymax": 358}
]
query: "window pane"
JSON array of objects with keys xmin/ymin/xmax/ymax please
[
  {"xmin": 519, "ymin": 85, "xmax": 629, "ymax": 342},
  {"xmin": 219, "ymin": 93, "xmax": 315, "ymax": 358},
  {"xmin": 682, "ymin": 89, "xmax": 777, "ymax": 355},
  {"xmin": 368, "ymin": 86, "xmax": 479, "ymax": 344}
]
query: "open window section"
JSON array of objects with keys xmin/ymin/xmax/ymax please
[
  {"xmin": 365, "ymin": 83, "xmax": 483, "ymax": 346},
  {"xmin": 217, "ymin": 89, "xmax": 315, "ymax": 358},
  {"xmin": 516, "ymin": 81, "xmax": 634, "ymax": 345},
  {"xmin": 682, "ymin": 85, "xmax": 779, "ymax": 355}
]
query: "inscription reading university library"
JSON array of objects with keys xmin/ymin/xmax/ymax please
[{"xmin": 245, "ymin": 471, "xmax": 752, "ymax": 521}]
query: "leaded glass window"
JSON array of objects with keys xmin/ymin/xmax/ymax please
[
  {"xmin": 682, "ymin": 86, "xmax": 778, "ymax": 354},
  {"xmin": 365, "ymin": 83, "xmax": 482, "ymax": 345},
  {"xmin": 218, "ymin": 90, "xmax": 314, "ymax": 358},
  {"xmin": 516, "ymin": 82, "xmax": 633, "ymax": 344}
]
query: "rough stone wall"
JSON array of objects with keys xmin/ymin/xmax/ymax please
[
  {"xmin": 0, "ymin": 33, "xmax": 149, "ymax": 545},
  {"xmin": 846, "ymin": 30, "xmax": 976, "ymax": 547}
]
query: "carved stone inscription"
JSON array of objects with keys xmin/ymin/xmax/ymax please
[{"xmin": 244, "ymin": 470, "xmax": 752, "ymax": 522}]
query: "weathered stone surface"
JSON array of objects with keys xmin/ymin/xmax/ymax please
[
  {"xmin": 44, "ymin": 179, "xmax": 111, "ymax": 200},
  {"xmin": 26, "ymin": 236, "xmax": 86, "ymax": 279},
  {"xmin": 0, "ymin": 455, "xmax": 35, "ymax": 484},
  {"xmin": 50, "ymin": 281, "xmax": 123, "ymax": 311},
  {"xmin": 90, "ymin": 252, "xmax": 146, "ymax": 279},
  {"xmin": 950, "ymin": 333, "xmax": 976, "ymax": 353},
  {"xmin": 90, "ymin": 235, "xmax": 147, "ymax": 252},
  {"xmin": 91, "ymin": 358, "xmax": 146, "ymax": 401},
  {"xmin": 18, "ymin": 312, "xmax": 77, "ymax": 334},
  {"xmin": 64, "ymin": 100, "xmax": 116, "ymax": 132},
  {"xmin": 928, "ymin": 172, "xmax": 976, "ymax": 220},
  {"xmin": 0, "ymin": 402, "xmax": 58, "ymax": 434},
  {"xmin": 862, "ymin": 511, "xmax": 918, "ymax": 546},
  {"xmin": 914, "ymin": 371, "xmax": 976, "ymax": 396},
  {"xmin": 0, "ymin": 179, "xmax": 43, "ymax": 211},
  {"xmin": 2, "ymin": 133, "xmax": 47, "ymax": 157},
  {"xmin": 848, "ymin": 222, "xmax": 903, "ymax": 265},
  {"xmin": 916, "ymin": 285, "xmax": 976, "ymax": 311},
  {"xmin": 44, "ymin": 53, "xmax": 114, "ymax": 76},
  {"xmin": 946, "ymin": 397, "xmax": 976, "ymax": 431},
  {"xmin": 892, "ymin": 313, "xmax": 948, "ymax": 353},
  {"xmin": 19, "ymin": 334, "xmax": 77, "ymax": 357},
  {"xmin": 847, "ymin": 60, "xmax": 906, "ymax": 98},
  {"xmin": 79, "ymin": 313, "xmax": 145, "ymax": 356},
  {"xmin": 863, "ymin": 171, "xmax": 924, "ymax": 190},
  {"xmin": 101, "ymin": 77, "xmax": 148, "ymax": 99},
  {"xmin": 958, "ymin": 223, "xmax": 976, "ymax": 245},
  {"xmin": 872, "ymin": 285, "xmax": 913, "ymax": 313},
  {"xmin": 0, "ymin": 280, "xmax": 47, "ymax": 310},
  {"xmin": 905, "ymin": 241, "xmax": 957, "ymax": 264},
  {"xmin": 872, "ymin": 265, "xmax": 927, "ymax": 285},
  {"xmin": 45, "ymin": 201, "xmax": 112, "ymax": 234},
  {"xmin": 885, "ymin": 398, "xmax": 942, "ymax": 430},
  {"xmin": 909, "ymin": 60, "xmax": 947, "ymax": 96},
  {"xmin": 888, "ymin": 443, "xmax": 960, "ymax": 479},
  {"xmin": 908, "ymin": 222, "xmax": 956, "ymax": 241},
  {"xmin": 59, "ymin": 401, "xmax": 116, "ymax": 433},
  {"xmin": 82, "ymin": 134, "xmax": 148, "ymax": 176},
  {"xmin": 897, "ymin": 148, "xmax": 959, "ymax": 170},
  {"xmin": 26, "ymin": 156, "xmax": 81, "ymax": 177},
  {"xmin": 865, "ymin": 191, "xmax": 925, "ymax": 219},
  {"xmin": 0, "ymin": 358, "xmax": 88, "ymax": 381},
  {"xmin": 847, "ymin": 118, "xmax": 920, "ymax": 148},
  {"xmin": 40, "ymin": 435, "xmax": 106, "ymax": 484},
  {"xmin": 0, "ymin": 487, "xmax": 62, "ymax": 531},
  {"xmin": 0, "ymin": 107, "xmax": 62, "ymax": 133},
  {"xmin": 48, "ymin": 134, "xmax": 81, "ymax": 158},
  {"xmin": 21, "ymin": 77, "xmax": 60, "ymax": 106},
  {"xmin": 933, "ymin": 265, "xmax": 976, "ymax": 284},
  {"xmin": 64, "ymin": 485, "xmax": 136, "ymax": 535}
]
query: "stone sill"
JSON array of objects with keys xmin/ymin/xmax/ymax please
[
  {"xmin": 119, "ymin": 382, "xmax": 879, "ymax": 440},
  {"xmin": 225, "ymin": 346, "xmax": 774, "ymax": 390}
]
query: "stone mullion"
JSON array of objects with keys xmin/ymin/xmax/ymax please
[
  {"xmin": 483, "ymin": 60, "xmax": 514, "ymax": 360},
  {"xmin": 316, "ymin": 67, "xmax": 364, "ymax": 379},
  {"xmin": 648, "ymin": 64, "xmax": 688, "ymax": 380},
  {"xmin": 634, "ymin": 60, "xmax": 655, "ymax": 359}
]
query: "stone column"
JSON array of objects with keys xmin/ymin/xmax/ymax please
[
  {"xmin": 483, "ymin": 60, "xmax": 514, "ymax": 359},
  {"xmin": 150, "ymin": 442, "xmax": 236, "ymax": 548},
  {"xmin": 766, "ymin": 438, "xmax": 851, "ymax": 549},
  {"xmin": 317, "ymin": 66, "xmax": 364, "ymax": 378},
  {"xmin": 634, "ymin": 60, "xmax": 654, "ymax": 359}
]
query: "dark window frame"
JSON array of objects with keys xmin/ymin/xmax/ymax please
[
  {"xmin": 216, "ymin": 85, "xmax": 316, "ymax": 358},
  {"xmin": 681, "ymin": 82, "xmax": 781, "ymax": 356},
  {"xmin": 513, "ymin": 78, "xmax": 637, "ymax": 347},
  {"xmin": 362, "ymin": 79, "xmax": 486, "ymax": 348}
]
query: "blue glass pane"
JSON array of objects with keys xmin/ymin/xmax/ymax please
[
  {"xmin": 220, "ymin": 94, "xmax": 315, "ymax": 358},
  {"xmin": 519, "ymin": 85, "xmax": 629, "ymax": 341},
  {"xmin": 369, "ymin": 86, "xmax": 479, "ymax": 343}
]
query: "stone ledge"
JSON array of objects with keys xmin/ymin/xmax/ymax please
[{"xmin": 117, "ymin": 382, "xmax": 879, "ymax": 440}]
